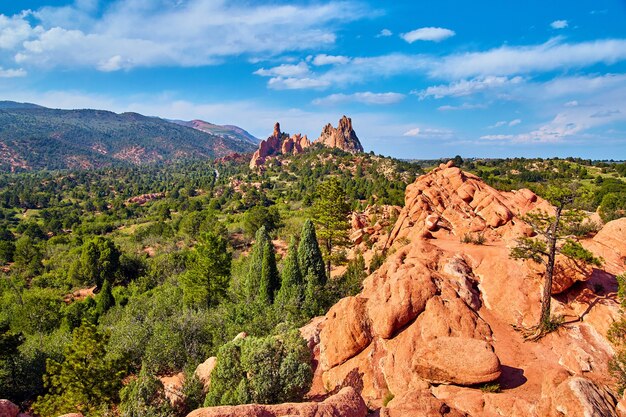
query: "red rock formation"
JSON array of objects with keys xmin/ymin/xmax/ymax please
[
  {"xmin": 314, "ymin": 116, "xmax": 363, "ymax": 154},
  {"xmin": 187, "ymin": 387, "xmax": 367, "ymax": 417},
  {"xmin": 303, "ymin": 161, "xmax": 623, "ymax": 416},
  {"xmin": 249, "ymin": 122, "xmax": 311, "ymax": 168}
]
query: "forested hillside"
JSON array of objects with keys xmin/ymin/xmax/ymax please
[{"xmin": 0, "ymin": 103, "xmax": 257, "ymax": 172}]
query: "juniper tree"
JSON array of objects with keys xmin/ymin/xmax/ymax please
[
  {"xmin": 510, "ymin": 185, "xmax": 602, "ymax": 339},
  {"xmin": 275, "ymin": 237, "xmax": 304, "ymax": 321},
  {"xmin": 246, "ymin": 226, "xmax": 280, "ymax": 305},
  {"xmin": 297, "ymin": 220, "xmax": 327, "ymax": 315},
  {"xmin": 95, "ymin": 278, "xmax": 115, "ymax": 317}
]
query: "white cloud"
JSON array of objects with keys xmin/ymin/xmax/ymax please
[
  {"xmin": 0, "ymin": 1, "xmax": 369, "ymax": 71},
  {"xmin": 564, "ymin": 100, "xmax": 578, "ymax": 107},
  {"xmin": 312, "ymin": 54, "xmax": 350, "ymax": 66},
  {"xmin": 0, "ymin": 12, "xmax": 35, "ymax": 50},
  {"xmin": 0, "ymin": 67, "xmax": 26, "ymax": 77},
  {"xmin": 481, "ymin": 134, "xmax": 514, "ymax": 141},
  {"xmin": 254, "ymin": 62, "xmax": 310, "ymax": 77},
  {"xmin": 266, "ymin": 77, "xmax": 330, "ymax": 90},
  {"xmin": 402, "ymin": 127, "xmax": 453, "ymax": 138},
  {"xmin": 417, "ymin": 76, "xmax": 523, "ymax": 99},
  {"xmin": 377, "ymin": 28, "xmax": 392, "ymax": 38},
  {"xmin": 313, "ymin": 91, "xmax": 405, "ymax": 105},
  {"xmin": 550, "ymin": 20, "xmax": 568, "ymax": 29},
  {"xmin": 509, "ymin": 118, "xmax": 522, "ymax": 126},
  {"xmin": 437, "ymin": 103, "xmax": 486, "ymax": 111},
  {"xmin": 431, "ymin": 38, "xmax": 626, "ymax": 79},
  {"xmin": 403, "ymin": 127, "xmax": 421, "ymax": 136},
  {"xmin": 401, "ymin": 27, "xmax": 455, "ymax": 43}
]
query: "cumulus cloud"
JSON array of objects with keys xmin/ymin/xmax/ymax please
[
  {"xmin": 313, "ymin": 91, "xmax": 405, "ymax": 105},
  {"xmin": 509, "ymin": 118, "xmax": 522, "ymax": 126},
  {"xmin": 0, "ymin": 0, "xmax": 369, "ymax": 71},
  {"xmin": 312, "ymin": 54, "xmax": 350, "ymax": 66},
  {"xmin": 401, "ymin": 27, "xmax": 455, "ymax": 43},
  {"xmin": 564, "ymin": 100, "xmax": 579, "ymax": 107},
  {"xmin": 551, "ymin": 20, "xmax": 568, "ymax": 29},
  {"xmin": 377, "ymin": 28, "xmax": 392, "ymax": 37}
]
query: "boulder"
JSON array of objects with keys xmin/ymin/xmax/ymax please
[
  {"xmin": 538, "ymin": 369, "xmax": 619, "ymax": 417},
  {"xmin": 0, "ymin": 400, "xmax": 19, "ymax": 417},
  {"xmin": 408, "ymin": 337, "xmax": 500, "ymax": 385},
  {"xmin": 383, "ymin": 390, "xmax": 467, "ymax": 417},
  {"xmin": 186, "ymin": 386, "xmax": 367, "ymax": 417},
  {"xmin": 319, "ymin": 297, "xmax": 371, "ymax": 370},
  {"xmin": 195, "ymin": 357, "xmax": 217, "ymax": 390}
]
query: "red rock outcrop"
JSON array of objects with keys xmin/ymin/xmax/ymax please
[
  {"xmin": 187, "ymin": 387, "xmax": 367, "ymax": 417},
  {"xmin": 314, "ymin": 116, "xmax": 363, "ymax": 154},
  {"xmin": 304, "ymin": 161, "xmax": 623, "ymax": 415},
  {"xmin": 249, "ymin": 123, "xmax": 311, "ymax": 168}
]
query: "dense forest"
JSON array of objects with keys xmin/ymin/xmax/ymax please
[{"xmin": 1, "ymin": 146, "xmax": 625, "ymax": 416}]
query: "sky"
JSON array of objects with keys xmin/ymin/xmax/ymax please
[{"xmin": 0, "ymin": 1, "xmax": 626, "ymax": 159}]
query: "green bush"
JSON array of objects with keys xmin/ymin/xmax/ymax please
[{"xmin": 205, "ymin": 330, "xmax": 312, "ymax": 406}]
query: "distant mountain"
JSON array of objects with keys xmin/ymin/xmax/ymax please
[
  {"xmin": 0, "ymin": 103, "xmax": 257, "ymax": 172},
  {"xmin": 0, "ymin": 101, "xmax": 44, "ymax": 110},
  {"xmin": 172, "ymin": 119, "xmax": 260, "ymax": 146}
]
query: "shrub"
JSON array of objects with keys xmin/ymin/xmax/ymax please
[{"xmin": 205, "ymin": 330, "xmax": 312, "ymax": 406}]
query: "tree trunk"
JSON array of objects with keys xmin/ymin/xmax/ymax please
[
  {"xmin": 326, "ymin": 238, "xmax": 332, "ymax": 280},
  {"xmin": 540, "ymin": 205, "xmax": 562, "ymax": 329}
]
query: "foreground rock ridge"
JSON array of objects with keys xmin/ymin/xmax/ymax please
[
  {"xmin": 303, "ymin": 162, "xmax": 623, "ymax": 416},
  {"xmin": 249, "ymin": 116, "xmax": 363, "ymax": 168}
]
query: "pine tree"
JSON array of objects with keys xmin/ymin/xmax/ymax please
[
  {"xmin": 95, "ymin": 278, "xmax": 115, "ymax": 317},
  {"xmin": 312, "ymin": 178, "xmax": 350, "ymax": 278},
  {"xmin": 181, "ymin": 230, "xmax": 231, "ymax": 309},
  {"xmin": 33, "ymin": 322, "xmax": 125, "ymax": 417},
  {"xmin": 276, "ymin": 237, "xmax": 304, "ymax": 321},
  {"xmin": 510, "ymin": 185, "xmax": 603, "ymax": 339}
]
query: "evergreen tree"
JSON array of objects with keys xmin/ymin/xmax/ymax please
[
  {"xmin": 510, "ymin": 185, "xmax": 603, "ymax": 339},
  {"xmin": 297, "ymin": 220, "xmax": 326, "ymax": 286},
  {"xmin": 181, "ymin": 230, "xmax": 231, "ymax": 309},
  {"xmin": 73, "ymin": 237, "xmax": 121, "ymax": 289},
  {"xmin": 119, "ymin": 364, "xmax": 173, "ymax": 417},
  {"xmin": 95, "ymin": 279, "xmax": 115, "ymax": 317},
  {"xmin": 33, "ymin": 322, "xmax": 125, "ymax": 417},
  {"xmin": 246, "ymin": 226, "xmax": 279, "ymax": 305},
  {"xmin": 275, "ymin": 237, "xmax": 304, "ymax": 321},
  {"xmin": 259, "ymin": 236, "xmax": 280, "ymax": 305},
  {"xmin": 312, "ymin": 178, "xmax": 350, "ymax": 278},
  {"xmin": 297, "ymin": 220, "xmax": 326, "ymax": 315}
]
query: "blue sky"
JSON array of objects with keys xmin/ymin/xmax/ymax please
[{"xmin": 1, "ymin": 1, "xmax": 626, "ymax": 159}]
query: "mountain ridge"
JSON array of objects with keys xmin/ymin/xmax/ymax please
[{"xmin": 0, "ymin": 102, "xmax": 257, "ymax": 171}]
